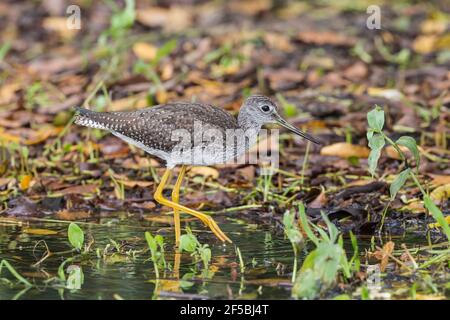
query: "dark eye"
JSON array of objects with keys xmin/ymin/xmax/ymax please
[{"xmin": 261, "ymin": 105, "xmax": 271, "ymax": 112}]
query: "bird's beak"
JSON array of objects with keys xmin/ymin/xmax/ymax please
[{"xmin": 274, "ymin": 114, "xmax": 321, "ymax": 145}]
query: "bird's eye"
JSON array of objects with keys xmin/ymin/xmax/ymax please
[{"xmin": 261, "ymin": 105, "xmax": 271, "ymax": 113}]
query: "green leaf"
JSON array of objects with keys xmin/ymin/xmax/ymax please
[
  {"xmin": 179, "ymin": 234, "xmax": 198, "ymax": 253},
  {"xmin": 283, "ymin": 210, "xmax": 303, "ymax": 244},
  {"xmin": 152, "ymin": 39, "xmax": 177, "ymax": 67},
  {"xmin": 145, "ymin": 231, "xmax": 157, "ymax": 256},
  {"xmin": 300, "ymin": 250, "xmax": 318, "ymax": 272},
  {"xmin": 200, "ymin": 247, "xmax": 211, "ymax": 266},
  {"xmin": 111, "ymin": 0, "xmax": 135, "ymax": 33},
  {"xmin": 314, "ymin": 243, "xmax": 342, "ymax": 285},
  {"xmin": 424, "ymin": 195, "xmax": 450, "ymax": 241},
  {"xmin": 298, "ymin": 203, "xmax": 320, "ymax": 246},
  {"xmin": 68, "ymin": 223, "xmax": 84, "ymax": 250},
  {"xmin": 276, "ymin": 93, "xmax": 298, "ymax": 118},
  {"xmin": 292, "ymin": 268, "xmax": 320, "ymax": 299},
  {"xmin": 367, "ymin": 134, "xmax": 385, "ymax": 176},
  {"xmin": 396, "ymin": 136, "xmax": 420, "ymax": 169},
  {"xmin": 367, "ymin": 106, "xmax": 384, "ymax": 131},
  {"xmin": 390, "ymin": 168, "xmax": 411, "ymax": 200}
]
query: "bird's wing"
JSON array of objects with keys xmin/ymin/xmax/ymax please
[{"xmin": 74, "ymin": 103, "xmax": 238, "ymax": 153}]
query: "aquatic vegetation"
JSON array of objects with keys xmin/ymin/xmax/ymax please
[{"xmin": 292, "ymin": 203, "xmax": 353, "ymax": 299}]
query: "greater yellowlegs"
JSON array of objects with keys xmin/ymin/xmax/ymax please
[{"xmin": 74, "ymin": 95, "xmax": 320, "ymax": 245}]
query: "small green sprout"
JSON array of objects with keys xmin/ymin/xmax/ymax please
[
  {"xmin": 68, "ymin": 223, "xmax": 84, "ymax": 251},
  {"xmin": 366, "ymin": 105, "xmax": 450, "ymax": 241}
]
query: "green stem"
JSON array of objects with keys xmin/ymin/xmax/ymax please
[
  {"xmin": 291, "ymin": 244, "xmax": 297, "ymax": 283},
  {"xmin": 382, "ymin": 133, "xmax": 409, "ymax": 168}
]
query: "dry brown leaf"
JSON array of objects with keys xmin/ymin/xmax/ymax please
[
  {"xmin": 143, "ymin": 215, "xmax": 174, "ymax": 224},
  {"xmin": 24, "ymin": 126, "xmax": 63, "ymax": 145},
  {"xmin": 420, "ymin": 19, "xmax": 447, "ymax": 34},
  {"xmin": 132, "ymin": 42, "xmax": 158, "ymax": 61},
  {"xmin": 22, "ymin": 228, "xmax": 58, "ymax": 235},
  {"xmin": 413, "ymin": 35, "xmax": 437, "ymax": 54},
  {"xmin": 309, "ymin": 189, "xmax": 327, "ymax": 208},
  {"xmin": 228, "ymin": 0, "xmax": 272, "ymax": 15},
  {"xmin": 55, "ymin": 210, "xmax": 91, "ymax": 221},
  {"xmin": 429, "ymin": 174, "xmax": 450, "ymax": 187},
  {"xmin": 20, "ymin": 175, "xmax": 32, "ymax": 191},
  {"xmin": 373, "ymin": 241, "xmax": 395, "ymax": 272},
  {"xmin": 188, "ymin": 166, "xmax": 219, "ymax": 179},
  {"xmin": 402, "ymin": 200, "xmax": 426, "ymax": 214},
  {"xmin": 0, "ymin": 178, "xmax": 15, "ymax": 188},
  {"xmin": 42, "ymin": 17, "xmax": 78, "ymax": 39},
  {"xmin": 57, "ymin": 184, "xmax": 98, "ymax": 195},
  {"xmin": 343, "ymin": 61, "xmax": 368, "ymax": 80},
  {"xmin": 385, "ymin": 145, "xmax": 411, "ymax": 160},
  {"xmin": 136, "ymin": 6, "xmax": 193, "ymax": 32},
  {"xmin": 264, "ymin": 32, "xmax": 294, "ymax": 52},
  {"xmin": 109, "ymin": 93, "xmax": 148, "ymax": 112},
  {"xmin": 430, "ymin": 183, "xmax": 450, "ymax": 202},
  {"xmin": 297, "ymin": 31, "xmax": 357, "ymax": 46},
  {"xmin": 117, "ymin": 179, "xmax": 153, "ymax": 188},
  {"xmin": 320, "ymin": 142, "xmax": 370, "ymax": 158}
]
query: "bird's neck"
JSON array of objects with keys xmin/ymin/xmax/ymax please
[{"xmin": 237, "ymin": 109, "xmax": 262, "ymax": 132}]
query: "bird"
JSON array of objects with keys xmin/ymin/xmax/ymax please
[{"xmin": 74, "ymin": 95, "xmax": 320, "ymax": 246}]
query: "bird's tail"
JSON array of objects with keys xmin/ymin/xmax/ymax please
[{"xmin": 74, "ymin": 107, "xmax": 109, "ymax": 130}]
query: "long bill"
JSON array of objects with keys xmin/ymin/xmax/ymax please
[{"xmin": 275, "ymin": 115, "xmax": 321, "ymax": 145}]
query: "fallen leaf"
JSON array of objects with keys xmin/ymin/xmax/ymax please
[
  {"xmin": 430, "ymin": 183, "xmax": 450, "ymax": 202},
  {"xmin": 42, "ymin": 17, "xmax": 78, "ymax": 39},
  {"xmin": 117, "ymin": 180, "xmax": 153, "ymax": 188},
  {"xmin": 309, "ymin": 188, "xmax": 327, "ymax": 208},
  {"xmin": 136, "ymin": 6, "xmax": 193, "ymax": 32},
  {"xmin": 297, "ymin": 31, "xmax": 357, "ymax": 47},
  {"xmin": 428, "ymin": 215, "xmax": 450, "ymax": 229},
  {"xmin": 402, "ymin": 200, "xmax": 426, "ymax": 214},
  {"xmin": 412, "ymin": 35, "xmax": 437, "ymax": 54},
  {"xmin": 142, "ymin": 215, "xmax": 174, "ymax": 224},
  {"xmin": 228, "ymin": 0, "xmax": 272, "ymax": 15},
  {"xmin": 320, "ymin": 143, "xmax": 370, "ymax": 158},
  {"xmin": 373, "ymin": 241, "xmax": 395, "ymax": 272},
  {"xmin": 420, "ymin": 19, "xmax": 447, "ymax": 34},
  {"xmin": 367, "ymin": 87, "xmax": 403, "ymax": 101},
  {"xmin": 188, "ymin": 166, "xmax": 219, "ymax": 179},
  {"xmin": 132, "ymin": 42, "xmax": 158, "ymax": 61},
  {"xmin": 429, "ymin": 175, "xmax": 450, "ymax": 187},
  {"xmin": 20, "ymin": 175, "xmax": 32, "ymax": 191},
  {"xmin": 24, "ymin": 126, "xmax": 63, "ymax": 145},
  {"xmin": 22, "ymin": 228, "xmax": 58, "ymax": 235},
  {"xmin": 385, "ymin": 145, "xmax": 411, "ymax": 160},
  {"xmin": 55, "ymin": 210, "xmax": 91, "ymax": 221},
  {"xmin": 0, "ymin": 178, "xmax": 15, "ymax": 188},
  {"xmin": 56, "ymin": 184, "xmax": 98, "ymax": 195}
]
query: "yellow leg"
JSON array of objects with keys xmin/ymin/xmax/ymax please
[
  {"xmin": 171, "ymin": 165, "xmax": 186, "ymax": 248},
  {"xmin": 154, "ymin": 168, "xmax": 232, "ymax": 243}
]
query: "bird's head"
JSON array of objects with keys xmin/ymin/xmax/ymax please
[{"xmin": 241, "ymin": 95, "xmax": 321, "ymax": 144}]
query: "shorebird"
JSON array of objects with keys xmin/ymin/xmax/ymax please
[{"xmin": 74, "ymin": 95, "xmax": 320, "ymax": 245}]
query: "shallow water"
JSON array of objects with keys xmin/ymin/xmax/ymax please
[{"xmin": 0, "ymin": 211, "xmax": 431, "ymax": 300}]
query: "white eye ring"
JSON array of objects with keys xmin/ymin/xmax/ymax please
[{"xmin": 260, "ymin": 105, "xmax": 271, "ymax": 113}]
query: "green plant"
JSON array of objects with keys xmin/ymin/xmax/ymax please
[
  {"xmin": 68, "ymin": 223, "xmax": 84, "ymax": 250},
  {"xmin": 179, "ymin": 229, "xmax": 212, "ymax": 274},
  {"xmin": 366, "ymin": 106, "xmax": 450, "ymax": 241},
  {"xmin": 145, "ymin": 231, "xmax": 166, "ymax": 278},
  {"xmin": 282, "ymin": 209, "xmax": 303, "ymax": 282},
  {"xmin": 292, "ymin": 203, "xmax": 352, "ymax": 299},
  {"xmin": 0, "ymin": 260, "xmax": 32, "ymax": 287}
]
